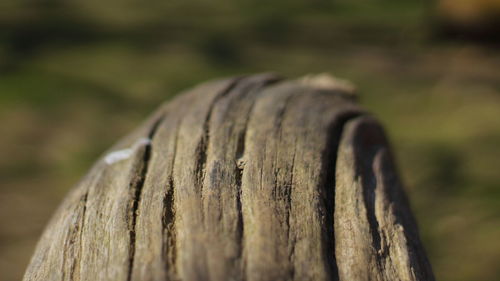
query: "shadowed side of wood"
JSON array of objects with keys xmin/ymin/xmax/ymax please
[{"xmin": 23, "ymin": 74, "xmax": 434, "ymax": 281}]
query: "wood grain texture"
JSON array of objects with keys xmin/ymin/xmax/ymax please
[{"xmin": 23, "ymin": 74, "xmax": 434, "ymax": 281}]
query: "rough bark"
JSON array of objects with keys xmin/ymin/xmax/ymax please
[{"xmin": 24, "ymin": 73, "xmax": 434, "ymax": 281}]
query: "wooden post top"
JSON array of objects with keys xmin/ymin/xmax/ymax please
[{"xmin": 24, "ymin": 74, "xmax": 434, "ymax": 281}]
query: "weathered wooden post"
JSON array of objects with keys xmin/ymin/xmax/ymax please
[{"xmin": 23, "ymin": 74, "xmax": 434, "ymax": 281}]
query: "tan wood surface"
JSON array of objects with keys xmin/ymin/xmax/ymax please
[{"xmin": 23, "ymin": 74, "xmax": 434, "ymax": 281}]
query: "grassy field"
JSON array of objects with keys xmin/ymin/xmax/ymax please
[{"xmin": 1, "ymin": 1, "xmax": 499, "ymax": 280}]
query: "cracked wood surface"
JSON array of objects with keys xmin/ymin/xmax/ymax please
[{"xmin": 24, "ymin": 74, "xmax": 434, "ymax": 281}]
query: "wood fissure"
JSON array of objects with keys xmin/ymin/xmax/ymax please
[
  {"xmin": 127, "ymin": 116, "xmax": 165, "ymax": 281},
  {"xmin": 350, "ymin": 120, "xmax": 396, "ymax": 274},
  {"xmin": 162, "ymin": 121, "xmax": 180, "ymax": 279},
  {"xmin": 234, "ymin": 77, "xmax": 281, "ymax": 281},
  {"xmin": 195, "ymin": 78, "xmax": 242, "ymax": 224},
  {"xmin": 287, "ymin": 144, "xmax": 297, "ymax": 281},
  {"xmin": 359, "ymin": 145, "xmax": 383, "ymax": 255},
  {"xmin": 60, "ymin": 190, "xmax": 89, "ymax": 281},
  {"xmin": 322, "ymin": 111, "xmax": 364, "ymax": 281},
  {"xmin": 275, "ymin": 91, "xmax": 300, "ymax": 280},
  {"xmin": 72, "ymin": 192, "xmax": 88, "ymax": 281},
  {"xmin": 162, "ymin": 177, "xmax": 177, "ymax": 278}
]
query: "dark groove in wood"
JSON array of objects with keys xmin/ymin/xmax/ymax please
[
  {"xmin": 195, "ymin": 78, "xmax": 242, "ymax": 224},
  {"xmin": 356, "ymin": 134, "xmax": 383, "ymax": 256},
  {"xmin": 322, "ymin": 111, "xmax": 363, "ymax": 281},
  {"xmin": 127, "ymin": 116, "xmax": 165, "ymax": 281},
  {"xmin": 60, "ymin": 191, "xmax": 89, "ymax": 281},
  {"xmin": 162, "ymin": 121, "xmax": 181, "ymax": 280},
  {"xmin": 274, "ymin": 91, "xmax": 299, "ymax": 280},
  {"xmin": 287, "ymin": 145, "xmax": 297, "ymax": 281},
  {"xmin": 234, "ymin": 77, "xmax": 281, "ymax": 281},
  {"xmin": 72, "ymin": 192, "xmax": 88, "ymax": 281}
]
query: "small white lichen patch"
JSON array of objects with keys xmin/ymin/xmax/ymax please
[{"xmin": 104, "ymin": 137, "xmax": 151, "ymax": 165}]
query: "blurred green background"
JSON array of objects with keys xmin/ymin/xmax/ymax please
[{"xmin": 1, "ymin": 0, "xmax": 499, "ymax": 280}]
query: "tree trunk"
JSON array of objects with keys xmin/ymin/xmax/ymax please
[{"xmin": 23, "ymin": 73, "xmax": 434, "ymax": 281}]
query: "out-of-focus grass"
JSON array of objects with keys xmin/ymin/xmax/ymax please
[{"xmin": 0, "ymin": 1, "xmax": 499, "ymax": 281}]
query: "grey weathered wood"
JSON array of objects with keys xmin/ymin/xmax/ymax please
[{"xmin": 24, "ymin": 74, "xmax": 434, "ymax": 281}]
